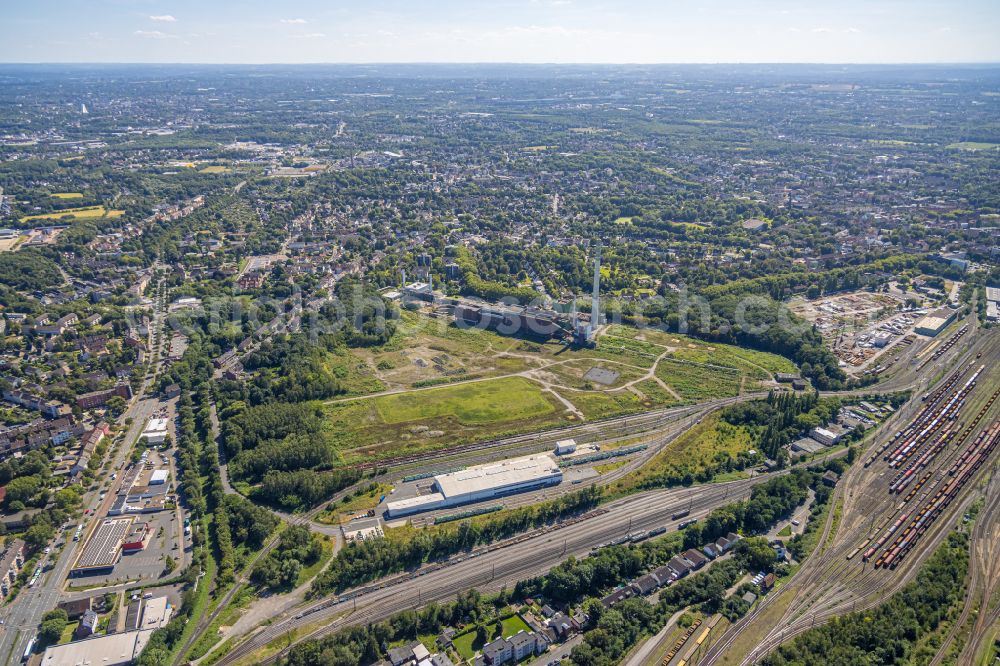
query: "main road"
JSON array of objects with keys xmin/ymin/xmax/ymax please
[{"xmin": 0, "ymin": 275, "xmax": 171, "ymax": 665}]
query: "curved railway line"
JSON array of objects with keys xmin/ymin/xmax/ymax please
[
  {"xmin": 700, "ymin": 328, "xmax": 1000, "ymax": 666},
  {"xmin": 212, "ymin": 476, "xmax": 773, "ymax": 666},
  {"xmin": 189, "ymin": 317, "xmax": 987, "ymax": 666},
  {"xmin": 926, "ymin": 468, "xmax": 1000, "ymax": 666}
]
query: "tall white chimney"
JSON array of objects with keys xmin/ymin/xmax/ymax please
[{"xmin": 591, "ymin": 242, "xmax": 602, "ymax": 333}]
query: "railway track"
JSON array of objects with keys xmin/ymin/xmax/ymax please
[
  {"xmin": 700, "ymin": 330, "xmax": 1000, "ymax": 666},
  {"xmin": 212, "ymin": 476, "xmax": 773, "ymax": 666},
  {"xmin": 952, "ymin": 467, "xmax": 1000, "ymax": 666},
  {"xmin": 197, "ymin": 319, "xmax": 988, "ymax": 665}
]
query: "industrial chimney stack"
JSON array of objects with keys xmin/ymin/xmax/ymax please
[{"xmin": 590, "ymin": 242, "xmax": 602, "ymax": 338}]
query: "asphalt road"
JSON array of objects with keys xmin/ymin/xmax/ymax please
[
  {"xmin": 210, "ymin": 316, "xmax": 983, "ymax": 666},
  {"xmin": 215, "ymin": 475, "xmax": 772, "ymax": 666},
  {"xmin": 0, "ymin": 277, "xmax": 169, "ymax": 664}
]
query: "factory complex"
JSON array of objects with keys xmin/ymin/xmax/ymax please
[{"xmin": 386, "ymin": 454, "xmax": 563, "ymax": 518}]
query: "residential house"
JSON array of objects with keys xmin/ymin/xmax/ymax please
[
  {"xmin": 76, "ymin": 382, "xmax": 132, "ymax": 409},
  {"xmin": 76, "ymin": 608, "xmax": 100, "ymax": 639},
  {"xmin": 683, "ymin": 549, "xmax": 708, "ymax": 570}
]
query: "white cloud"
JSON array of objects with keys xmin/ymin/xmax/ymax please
[
  {"xmin": 303, "ymin": 33, "xmax": 326, "ymax": 38},
  {"xmin": 134, "ymin": 30, "xmax": 175, "ymax": 39},
  {"xmin": 149, "ymin": 15, "xmax": 176, "ymax": 22},
  {"xmin": 844, "ymin": 27, "xmax": 862, "ymax": 34},
  {"xmin": 280, "ymin": 18, "xmax": 308, "ymax": 24},
  {"xmin": 810, "ymin": 27, "xmax": 833, "ymax": 33}
]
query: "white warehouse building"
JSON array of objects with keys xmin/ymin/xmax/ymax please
[
  {"xmin": 386, "ymin": 454, "xmax": 563, "ymax": 518},
  {"xmin": 141, "ymin": 418, "xmax": 169, "ymax": 445}
]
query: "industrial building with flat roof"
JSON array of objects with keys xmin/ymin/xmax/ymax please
[
  {"xmin": 124, "ymin": 464, "xmax": 170, "ymax": 500},
  {"xmin": 71, "ymin": 518, "xmax": 133, "ymax": 575},
  {"xmin": 41, "ymin": 630, "xmax": 152, "ymax": 666},
  {"xmin": 41, "ymin": 596, "xmax": 171, "ymax": 665},
  {"xmin": 915, "ymin": 307, "xmax": 957, "ymax": 337},
  {"xmin": 141, "ymin": 417, "xmax": 169, "ymax": 444},
  {"xmin": 386, "ymin": 454, "xmax": 562, "ymax": 518}
]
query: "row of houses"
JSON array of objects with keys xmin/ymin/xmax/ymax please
[
  {"xmin": 53, "ymin": 421, "xmax": 110, "ymax": 480},
  {"xmin": 0, "ymin": 417, "xmax": 84, "ymax": 459},
  {"xmin": 75, "ymin": 382, "xmax": 132, "ymax": 410},
  {"xmin": 1, "ymin": 388, "xmax": 69, "ymax": 419},
  {"xmin": 602, "ymin": 534, "xmax": 742, "ymax": 607}
]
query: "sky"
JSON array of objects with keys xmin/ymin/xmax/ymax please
[{"xmin": 2, "ymin": 0, "xmax": 998, "ymax": 64}]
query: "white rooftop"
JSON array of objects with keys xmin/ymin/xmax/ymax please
[
  {"xmin": 434, "ymin": 454, "xmax": 560, "ymax": 498},
  {"xmin": 41, "ymin": 629, "xmax": 154, "ymax": 666},
  {"xmin": 386, "ymin": 492, "xmax": 445, "ymax": 512},
  {"xmin": 142, "ymin": 596, "xmax": 172, "ymax": 628},
  {"xmin": 143, "ymin": 417, "xmax": 169, "ymax": 434}
]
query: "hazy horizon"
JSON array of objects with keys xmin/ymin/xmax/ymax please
[{"xmin": 2, "ymin": 0, "xmax": 998, "ymax": 65}]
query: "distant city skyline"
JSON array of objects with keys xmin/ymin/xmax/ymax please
[{"xmin": 2, "ymin": 0, "xmax": 999, "ymax": 64}]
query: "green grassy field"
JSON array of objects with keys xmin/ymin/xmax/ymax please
[
  {"xmin": 610, "ymin": 412, "xmax": 754, "ymax": 493},
  {"xmin": 655, "ymin": 358, "xmax": 743, "ymax": 401},
  {"xmin": 316, "ymin": 315, "xmax": 794, "ymax": 464},
  {"xmin": 376, "ymin": 376, "xmax": 554, "ymax": 425},
  {"xmin": 562, "ymin": 388, "xmax": 647, "ymax": 420},
  {"xmin": 21, "ymin": 205, "xmax": 123, "ymax": 222},
  {"xmin": 324, "ymin": 377, "xmax": 569, "ymax": 463},
  {"xmin": 50, "ymin": 192, "xmax": 83, "ymax": 199},
  {"xmin": 946, "ymin": 141, "xmax": 1000, "ymax": 151}
]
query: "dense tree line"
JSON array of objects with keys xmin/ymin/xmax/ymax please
[
  {"xmin": 310, "ymin": 486, "xmax": 601, "ymax": 596},
  {"xmin": 216, "ymin": 398, "xmax": 361, "ymax": 509},
  {"xmin": 0, "ymin": 249, "xmax": 63, "ymax": 291},
  {"xmin": 242, "ymin": 335, "xmax": 347, "ymax": 404},
  {"xmin": 721, "ymin": 391, "xmax": 844, "ymax": 460},
  {"xmin": 680, "ymin": 470, "xmax": 812, "ymax": 548},
  {"xmin": 620, "ymin": 292, "xmax": 846, "ymax": 389},
  {"xmin": 251, "ymin": 525, "xmax": 324, "ymax": 590},
  {"xmin": 219, "ymin": 401, "xmax": 325, "ymax": 459},
  {"xmin": 251, "ymin": 468, "xmax": 363, "ymax": 511},
  {"xmin": 697, "ymin": 254, "xmax": 923, "ymax": 301}
]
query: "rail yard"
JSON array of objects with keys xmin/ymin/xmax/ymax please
[{"xmin": 702, "ymin": 325, "xmax": 1000, "ymax": 666}]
